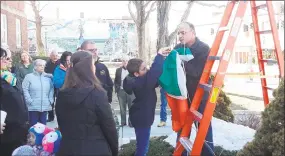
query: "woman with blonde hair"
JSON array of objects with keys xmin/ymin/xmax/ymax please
[
  {"xmin": 55, "ymin": 51, "xmax": 118, "ymax": 156},
  {"xmin": 14, "ymin": 51, "xmax": 34, "ymax": 85}
]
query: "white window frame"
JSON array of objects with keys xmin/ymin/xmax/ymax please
[
  {"xmin": 1, "ymin": 14, "xmax": 8, "ymax": 46},
  {"xmin": 16, "ymin": 18, "xmax": 21, "ymax": 48}
]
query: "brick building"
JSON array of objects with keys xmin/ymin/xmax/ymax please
[{"xmin": 1, "ymin": 1, "xmax": 28, "ymax": 52}]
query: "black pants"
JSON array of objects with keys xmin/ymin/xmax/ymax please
[{"xmin": 48, "ymin": 88, "xmax": 58, "ymax": 121}]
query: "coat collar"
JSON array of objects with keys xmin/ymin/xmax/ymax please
[{"xmin": 59, "ymin": 64, "xmax": 67, "ymax": 71}]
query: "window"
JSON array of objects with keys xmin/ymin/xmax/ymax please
[
  {"xmin": 243, "ymin": 24, "xmax": 248, "ymax": 32},
  {"xmin": 210, "ymin": 28, "xmax": 214, "ymax": 35},
  {"xmin": 1, "ymin": 14, "xmax": 8, "ymax": 46},
  {"xmin": 250, "ymin": 23, "xmax": 253, "ymax": 29},
  {"xmin": 16, "ymin": 18, "xmax": 21, "ymax": 47}
]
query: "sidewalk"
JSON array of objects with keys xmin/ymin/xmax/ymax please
[
  {"xmin": 47, "ymin": 112, "xmax": 260, "ymax": 147},
  {"xmin": 47, "ymin": 115, "xmax": 175, "ymax": 147}
]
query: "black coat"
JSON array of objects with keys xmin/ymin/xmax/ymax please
[
  {"xmin": 123, "ymin": 54, "xmax": 164, "ymax": 128},
  {"xmin": 114, "ymin": 67, "xmax": 125, "ymax": 93},
  {"xmin": 55, "ymin": 86, "xmax": 118, "ymax": 156},
  {"xmin": 45, "ymin": 59, "xmax": 60, "ymax": 74},
  {"xmin": 95, "ymin": 61, "xmax": 114, "ymax": 103},
  {"xmin": 174, "ymin": 37, "xmax": 210, "ymax": 102},
  {"xmin": 0, "ymin": 78, "xmax": 29, "ymax": 155}
]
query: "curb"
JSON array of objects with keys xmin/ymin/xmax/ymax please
[{"xmin": 225, "ymin": 92, "xmax": 274, "ymax": 101}]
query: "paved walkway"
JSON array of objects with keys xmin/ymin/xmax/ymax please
[{"xmin": 47, "ymin": 115, "xmax": 174, "ymax": 146}]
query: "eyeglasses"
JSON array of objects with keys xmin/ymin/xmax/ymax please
[
  {"xmin": 87, "ymin": 48, "xmax": 97, "ymax": 52},
  {"xmin": 1, "ymin": 57, "xmax": 11, "ymax": 61}
]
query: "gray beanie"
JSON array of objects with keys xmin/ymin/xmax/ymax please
[{"xmin": 12, "ymin": 145, "xmax": 36, "ymax": 156}]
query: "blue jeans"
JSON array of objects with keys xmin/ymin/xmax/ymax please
[
  {"xmin": 160, "ymin": 88, "xmax": 167, "ymax": 122},
  {"xmin": 134, "ymin": 127, "xmax": 151, "ymax": 156},
  {"xmin": 29, "ymin": 111, "xmax": 48, "ymax": 127}
]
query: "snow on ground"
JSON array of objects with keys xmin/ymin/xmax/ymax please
[
  {"xmin": 165, "ymin": 117, "xmax": 256, "ymax": 151},
  {"xmin": 48, "ymin": 115, "xmax": 256, "ymax": 151}
]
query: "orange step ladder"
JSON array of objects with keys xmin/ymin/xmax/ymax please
[{"xmin": 173, "ymin": 0, "xmax": 284, "ymax": 155}]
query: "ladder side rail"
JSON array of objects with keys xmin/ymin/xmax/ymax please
[
  {"xmin": 265, "ymin": 1, "xmax": 284, "ymax": 77},
  {"xmin": 191, "ymin": 1, "xmax": 249, "ymax": 155},
  {"xmin": 192, "ymin": 1, "xmax": 237, "ymax": 111},
  {"xmin": 250, "ymin": 1, "xmax": 270, "ymax": 105}
]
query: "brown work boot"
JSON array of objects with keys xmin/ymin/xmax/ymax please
[{"xmin": 157, "ymin": 121, "xmax": 166, "ymax": 127}]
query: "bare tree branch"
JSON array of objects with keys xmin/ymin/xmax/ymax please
[
  {"xmin": 128, "ymin": 1, "xmax": 138, "ymax": 25},
  {"xmin": 168, "ymin": 0, "xmax": 194, "ymax": 45},
  {"xmin": 144, "ymin": 1, "xmax": 157, "ymax": 22},
  {"xmin": 194, "ymin": 1, "xmax": 227, "ymax": 8},
  {"xmin": 42, "ymin": 23, "xmax": 63, "ymax": 27},
  {"xmin": 39, "ymin": 2, "xmax": 49, "ymax": 12},
  {"xmin": 28, "ymin": 19, "xmax": 37, "ymax": 23},
  {"xmin": 144, "ymin": 1, "xmax": 152, "ymax": 9}
]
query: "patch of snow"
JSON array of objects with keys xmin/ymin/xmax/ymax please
[{"xmin": 165, "ymin": 117, "xmax": 256, "ymax": 151}]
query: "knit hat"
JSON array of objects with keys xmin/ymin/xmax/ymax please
[
  {"xmin": 42, "ymin": 130, "xmax": 62, "ymax": 154},
  {"xmin": 12, "ymin": 145, "xmax": 36, "ymax": 156},
  {"xmin": 29, "ymin": 123, "xmax": 54, "ymax": 146}
]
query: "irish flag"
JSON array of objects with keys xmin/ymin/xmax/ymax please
[{"xmin": 159, "ymin": 47, "xmax": 194, "ymax": 99}]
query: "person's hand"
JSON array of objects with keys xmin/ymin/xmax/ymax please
[
  {"xmin": 1, "ymin": 123, "xmax": 6, "ymax": 134},
  {"xmin": 158, "ymin": 47, "xmax": 171, "ymax": 57}
]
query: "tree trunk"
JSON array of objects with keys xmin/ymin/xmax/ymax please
[
  {"xmin": 128, "ymin": 1, "xmax": 156, "ymax": 61},
  {"xmin": 36, "ymin": 20, "xmax": 44, "ymax": 55},
  {"xmin": 31, "ymin": 1, "xmax": 45, "ymax": 56},
  {"xmin": 156, "ymin": 1, "xmax": 171, "ymax": 51},
  {"xmin": 136, "ymin": 1, "xmax": 146, "ymax": 61},
  {"xmin": 137, "ymin": 24, "xmax": 146, "ymax": 61}
]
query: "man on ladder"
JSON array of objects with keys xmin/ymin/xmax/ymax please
[
  {"xmin": 172, "ymin": 1, "xmax": 284, "ymax": 155},
  {"xmin": 173, "ymin": 22, "xmax": 214, "ymax": 156}
]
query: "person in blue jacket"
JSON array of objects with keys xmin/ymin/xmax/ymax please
[
  {"xmin": 53, "ymin": 51, "xmax": 72, "ymax": 91},
  {"xmin": 123, "ymin": 47, "xmax": 170, "ymax": 156}
]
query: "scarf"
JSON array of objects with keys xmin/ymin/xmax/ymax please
[
  {"xmin": 1, "ymin": 70, "xmax": 17, "ymax": 86},
  {"xmin": 59, "ymin": 64, "xmax": 67, "ymax": 71}
]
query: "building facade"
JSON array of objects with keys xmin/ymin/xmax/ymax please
[
  {"xmin": 195, "ymin": 2, "xmax": 284, "ymax": 64},
  {"xmin": 1, "ymin": 1, "xmax": 28, "ymax": 52}
]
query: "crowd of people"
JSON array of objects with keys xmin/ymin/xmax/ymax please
[{"xmin": 1, "ymin": 22, "xmax": 214, "ymax": 156}]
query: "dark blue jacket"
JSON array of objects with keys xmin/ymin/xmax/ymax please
[
  {"xmin": 95, "ymin": 60, "xmax": 114, "ymax": 103},
  {"xmin": 123, "ymin": 54, "xmax": 164, "ymax": 128},
  {"xmin": 174, "ymin": 37, "xmax": 210, "ymax": 104}
]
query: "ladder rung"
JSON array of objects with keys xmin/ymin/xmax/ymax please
[
  {"xmin": 190, "ymin": 109, "xmax": 203, "ymax": 122},
  {"xmin": 265, "ymin": 86, "xmax": 275, "ymax": 91},
  {"xmin": 258, "ymin": 30, "xmax": 271, "ymax": 34},
  {"xmin": 261, "ymin": 59, "xmax": 278, "ymax": 63},
  {"xmin": 208, "ymin": 56, "xmax": 222, "ymax": 60},
  {"xmin": 255, "ymin": 4, "xmax": 267, "ymax": 10},
  {"xmin": 218, "ymin": 26, "xmax": 229, "ymax": 31},
  {"xmin": 179, "ymin": 137, "xmax": 193, "ymax": 152},
  {"xmin": 199, "ymin": 83, "xmax": 212, "ymax": 92}
]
